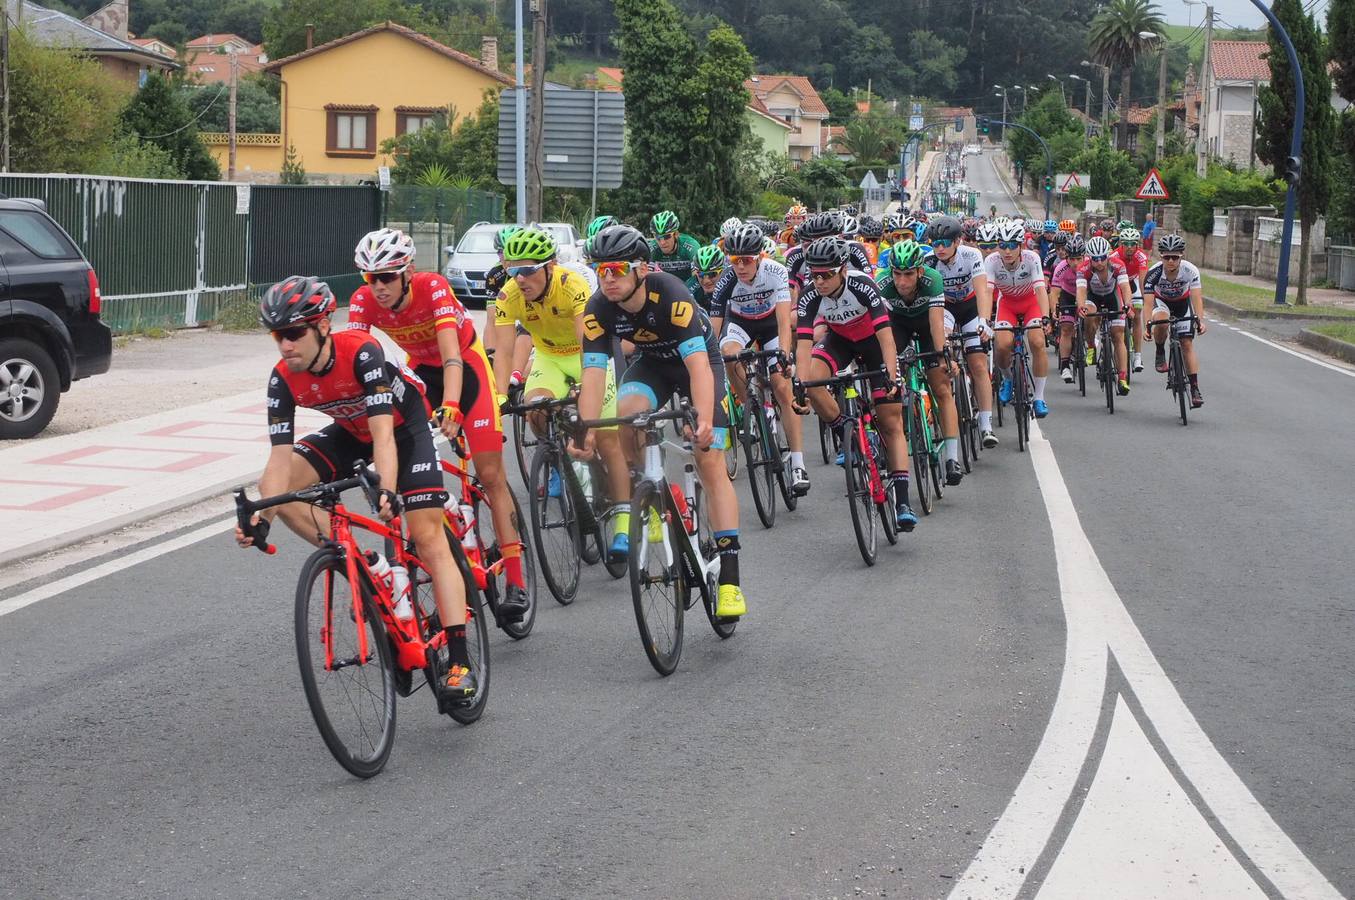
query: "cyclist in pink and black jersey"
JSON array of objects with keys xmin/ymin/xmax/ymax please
[
  {"xmin": 984, "ymin": 221, "xmax": 1052, "ymax": 419},
  {"xmin": 1051, "ymin": 234, "xmax": 1084, "ymax": 383},
  {"xmin": 1076, "ymin": 236, "xmax": 1133, "ymax": 396}
]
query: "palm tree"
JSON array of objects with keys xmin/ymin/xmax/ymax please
[
  {"xmin": 831, "ymin": 114, "xmax": 905, "ymax": 164},
  {"xmin": 1088, "ymin": 0, "xmax": 1165, "ymax": 151}
]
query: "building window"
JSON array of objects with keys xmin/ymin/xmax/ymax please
[
  {"xmin": 325, "ymin": 105, "xmax": 378, "ymax": 157},
  {"xmin": 395, "ymin": 107, "xmax": 445, "ymax": 136}
]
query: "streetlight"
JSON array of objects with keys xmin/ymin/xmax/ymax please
[
  {"xmin": 1069, "ymin": 73, "xmax": 1093, "ymax": 135},
  {"xmin": 1081, "ymin": 59, "xmax": 1111, "ymax": 133},
  {"xmin": 993, "ymin": 85, "xmax": 1008, "ymax": 140},
  {"xmin": 1140, "ymin": 31, "xmax": 1171, "ymax": 162},
  {"xmin": 1047, "ymin": 73, "xmax": 1066, "ymax": 106},
  {"xmin": 1014, "ymin": 85, "xmax": 1030, "ymax": 111}
]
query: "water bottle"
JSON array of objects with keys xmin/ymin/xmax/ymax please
[
  {"xmin": 459, "ymin": 503, "xmax": 478, "ymax": 552},
  {"xmin": 764, "ymin": 401, "xmax": 778, "ymax": 435},
  {"xmin": 390, "ymin": 564, "xmax": 413, "ymax": 620}
]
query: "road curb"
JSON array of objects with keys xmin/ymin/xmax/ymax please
[
  {"xmin": 1203, "ymin": 295, "xmax": 1355, "ymax": 322},
  {"xmin": 1296, "ymin": 328, "xmax": 1355, "ymax": 365}
]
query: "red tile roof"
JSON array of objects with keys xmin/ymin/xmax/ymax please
[
  {"xmin": 822, "ymin": 125, "xmax": 845, "ymax": 152},
  {"xmin": 744, "ymin": 74, "xmax": 829, "ymax": 118},
  {"xmin": 1211, "ymin": 41, "xmax": 1270, "ymax": 82},
  {"xmin": 1125, "ymin": 106, "xmax": 1156, "ymax": 126},
  {"xmin": 264, "ymin": 22, "xmax": 512, "ymax": 85},
  {"xmin": 596, "ymin": 66, "xmax": 624, "ymax": 88},
  {"xmin": 188, "ymin": 33, "xmax": 253, "ymax": 48},
  {"xmin": 932, "ymin": 106, "xmax": 974, "ymax": 119}
]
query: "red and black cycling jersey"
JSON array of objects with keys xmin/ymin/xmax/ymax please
[
  {"xmin": 347, "ymin": 271, "xmax": 476, "ymax": 368},
  {"xmin": 795, "ymin": 272, "xmax": 892, "ymax": 343},
  {"xmin": 785, "ymin": 241, "xmax": 873, "ymax": 290},
  {"xmin": 267, "ymin": 330, "xmax": 429, "ymax": 446}
]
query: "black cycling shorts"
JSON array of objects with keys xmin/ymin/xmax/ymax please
[
  {"xmin": 617, "ymin": 350, "xmax": 731, "ymax": 446},
  {"xmin": 811, "ymin": 330, "xmax": 898, "ymax": 402},
  {"xmin": 890, "ymin": 314, "xmax": 941, "ymax": 369},
  {"xmin": 294, "ymin": 421, "xmax": 448, "ymax": 511}
]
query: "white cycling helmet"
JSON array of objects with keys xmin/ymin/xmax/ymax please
[
  {"xmin": 840, "ymin": 215, "xmax": 860, "ymax": 238},
  {"xmin": 1085, "ymin": 236, "xmax": 1113, "ymax": 258},
  {"xmin": 997, "ymin": 221, "xmax": 1025, "ymax": 243},
  {"xmin": 355, "ymin": 228, "xmax": 416, "ymax": 272},
  {"xmin": 720, "ymin": 217, "xmax": 744, "ymax": 239},
  {"xmin": 976, "ymin": 222, "xmax": 1000, "ymax": 243}
]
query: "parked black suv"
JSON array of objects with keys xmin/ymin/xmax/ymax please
[{"xmin": 0, "ymin": 197, "xmax": 111, "ymax": 438}]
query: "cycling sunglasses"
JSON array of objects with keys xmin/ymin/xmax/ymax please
[
  {"xmin": 931, "ymin": 238, "xmax": 956, "ymax": 248},
  {"xmin": 1090, "ymin": 254, "xmax": 1109, "ymax": 262},
  {"xmin": 506, "ymin": 262, "xmax": 548, "ymax": 278},
  {"xmin": 271, "ymin": 324, "xmax": 312, "ymax": 343},
  {"xmin": 977, "ymin": 241, "xmax": 998, "ymax": 250},
  {"xmin": 656, "ymin": 231, "xmax": 678, "ymax": 240},
  {"xmin": 697, "ymin": 267, "xmax": 724, "ymax": 279},
  {"xmin": 808, "ymin": 268, "xmax": 841, "ymax": 281},
  {"xmin": 997, "ymin": 240, "xmax": 1022, "ymax": 250},
  {"xmin": 592, "ymin": 260, "xmax": 638, "ymax": 277},
  {"xmin": 1160, "ymin": 254, "xmax": 1182, "ymax": 261},
  {"xmin": 728, "ymin": 255, "xmax": 761, "ymax": 265},
  {"xmin": 362, "ymin": 271, "xmax": 402, "ymax": 285}
]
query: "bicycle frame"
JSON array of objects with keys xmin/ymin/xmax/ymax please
[
  {"xmin": 800, "ymin": 368, "xmax": 891, "ymax": 505},
  {"xmin": 438, "ymin": 441, "xmax": 503, "ymax": 593}
]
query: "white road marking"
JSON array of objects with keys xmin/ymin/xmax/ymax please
[
  {"xmin": 0, "ymin": 518, "xmax": 231, "ymax": 618},
  {"xmin": 1213, "ymin": 320, "xmax": 1355, "ymax": 378},
  {"xmin": 949, "ymin": 422, "xmax": 1341, "ymax": 899}
]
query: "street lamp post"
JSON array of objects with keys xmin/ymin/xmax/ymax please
[
  {"xmin": 1141, "ymin": 31, "xmax": 1170, "ymax": 162},
  {"xmin": 993, "ymin": 85, "xmax": 1008, "ymax": 142},
  {"xmin": 1047, "ymin": 74, "xmax": 1066, "ymax": 107},
  {"xmin": 1081, "ymin": 59, "xmax": 1111, "ymax": 135},
  {"xmin": 1069, "ymin": 73, "xmax": 1092, "ymax": 137},
  {"xmin": 1014, "ymin": 85, "xmax": 1029, "ymax": 111}
]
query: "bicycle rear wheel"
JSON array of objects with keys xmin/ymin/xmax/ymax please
[
  {"xmin": 693, "ymin": 481, "xmax": 736, "ymax": 639},
  {"xmin": 415, "ymin": 529, "xmax": 490, "ymax": 726},
  {"xmin": 742, "ymin": 400, "xmax": 777, "ymax": 528},
  {"xmin": 907, "ymin": 398, "xmax": 934, "ymax": 515},
  {"xmin": 295, "ymin": 549, "xmax": 396, "ymax": 779},
  {"xmin": 843, "ymin": 428, "xmax": 878, "ymax": 566},
  {"xmin": 1172, "ymin": 342, "xmax": 1188, "ymax": 426},
  {"xmin": 953, "ymin": 366, "xmax": 974, "ymax": 473},
  {"xmin": 876, "ymin": 455, "xmax": 898, "ymax": 546},
  {"xmin": 629, "ymin": 481, "xmax": 686, "ymax": 675},
  {"xmin": 475, "ymin": 491, "xmax": 536, "ymax": 640},
  {"xmin": 528, "ymin": 444, "xmax": 581, "ymax": 604}
]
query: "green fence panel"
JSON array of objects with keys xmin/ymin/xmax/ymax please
[
  {"xmin": 382, "ymin": 185, "xmax": 506, "ymax": 258},
  {"xmin": 248, "ymin": 185, "xmax": 382, "ymax": 285}
]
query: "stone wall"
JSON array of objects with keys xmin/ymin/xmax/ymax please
[
  {"xmin": 1252, "ymin": 218, "xmax": 1328, "ymax": 285},
  {"xmin": 1159, "ymin": 205, "xmax": 1182, "ymax": 234},
  {"xmin": 1226, "ymin": 206, "xmax": 1274, "ymax": 275},
  {"xmin": 1185, "ymin": 232, "xmax": 1229, "ymax": 270}
]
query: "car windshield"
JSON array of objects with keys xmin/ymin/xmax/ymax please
[{"xmin": 456, "ymin": 230, "xmax": 497, "ymax": 253}]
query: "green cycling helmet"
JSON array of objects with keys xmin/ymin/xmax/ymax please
[
  {"xmin": 695, "ymin": 244, "xmax": 725, "ymax": 274},
  {"xmin": 650, "ymin": 210, "xmax": 680, "ymax": 236},
  {"xmin": 493, "ymin": 225, "xmax": 523, "ymax": 252},
  {"xmin": 587, "ymin": 215, "xmax": 619, "ymax": 239},
  {"xmin": 889, "ymin": 239, "xmax": 926, "ymax": 271},
  {"xmin": 501, "ymin": 227, "xmax": 557, "ymax": 262}
]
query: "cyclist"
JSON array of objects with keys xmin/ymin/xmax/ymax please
[
  {"xmin": 778, "ymin": 201, "xmax": 808, "ymax": 248},
  {"xmin": 709, "ymin": 223, "xmax": 810, "ymax": 496},
  {"xmin": 790, "ymin": 237, "xmax": 915, "ymax": 530},
  {"xmin": 648, "ymin": 210, "xmax": 703, "ymax": 281},
  {"xmin": 986, "ymin": 220, "xmax": 1052, "ymax": 418},
  {"xmin": 1058, "ymin": 218, "xmax": 1078, "ymax": 237},
  {"xmin": 687, "ymin": 244, "xmax": 728, "ymax": 314},
  {"xmin": 975, "ymin": 221, "xmax": 1000, "ymax": 258},
  {"xmin": 490, "ymin": 227, "xmax": 633, "ymax": 555},
  {"xmin": 785, "ymin": 211, "xmax": 872, "ymax": 294},
  {"xmin": 858, "ymin": 216, "xmax": 883, "ymax": 269},
  {"xmin": 349, "ymin": 228, "xmax": 531, "ymax": 624},
  {"xmin": 878, "ymin": 239, "xmax": 964, "ymax": 485},
  {"xmin": 1053, "ymin": 234, "xmax": 1086, "ymax": 383},
  {"xmin": 1143, "ymin": 233, "xmax": 1206, "ymax": 408},
  {"xmin": 587, "ymin": 215, "xmax": 619, "ymax": 240},
  {"xmin": 927, "ymin": 215, "xmax": 998, "ymax": 449},
  {"xmin": 239, "ymin": 277, "xmax": 479, "ymax": 704},
  {"xmin": 1115, "ymin": 227, "xmax": 1150, "ymax": 373},
  {"xmin": 1076, "ymin": 235, "xmax": 1133, "ymax": 396},
  {"xmin": 576, "ymin": 225, "xmax": 747, "ymax": 618},
  {"xmin": 1036, "ymin": 220, "xmax": 1059, "ymax": 260}
]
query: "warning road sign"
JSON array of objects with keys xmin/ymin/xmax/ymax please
[
  {"xmin": 1136, "ymin": 168, "xmax": 1170, "ymax": 200},
  {"xmin": 1055, "ymin": 173, "xmax": 1090, "ymax": 193}
]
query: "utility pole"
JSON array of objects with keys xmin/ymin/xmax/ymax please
[
  {"xmin": 227, "ymin": 51, "xmax": 239, "ymax": 181},
  {"xmin": 1155, "ymin": 42, "xmax": 1168, "ymax": 161},
  {"xmin": 514, "ymin": 0, "xmax": 526, "ymax": 222},
  {"xmin": 1100, "ymin": 65, "xmax": 1110, "ymax": 135},
  {"xmin": 526, "ymin": 0, "xmax": 547, "ymax": 222},
  {"xmin": 1248, "ymin": 78, "xmax": 1258, "ymax": 170},
  {"xmin": 2, "ymin": 4, "xmax": 9, "ymax": 173},
  {"xmin": 1196, "ymin": 4, "xmax": 1214, "ymax": 177}
]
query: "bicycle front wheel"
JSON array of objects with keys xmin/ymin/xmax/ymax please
[
  {"xmin": 510, "ymin": 409, "xmax": 533, "ymax": 485},
  {"xmin": 1102, "ymin": 342, "xmax": 1115, "ymax": 414},
  {"xmin": 476, "ymin": 491, "xmax": 537, "ymax": 640},
  {"xmin": 629, "ymin": 481, "xmax": 686, "ymax": 675},
  {"xmin": 1173, "ymin": 343, "xmax": 1189, "ymax": 426},
  {"xmin": 907, "ymin": 399, "xmax": 933, "ymax": 516},
  {"xmin": 295, "ymin": 549, "xmax": 396, "ymax": 779},
  {"xmin": 693, "ymin": 480, "xmax": 736, "ymax": 640},
  {"xmin": 1014, "ymin": 355, "xmax": 1030, "ymax": 453},
  {"xmin": 742, "ymin": 401, "xmax": 777, "ymax": 528},
  {"xmin": 528, "ymin": 444, "xmax": 582, "ymax": 604},
  {"xmin": 843, "ymin": 429, "xmax": 878, "ymax": 566}
]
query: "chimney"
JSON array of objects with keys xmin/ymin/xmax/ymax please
[
  {"xmin": 305, "ymin": 23, "xmax": 315, "ymax": 50},
  {"xmin": 480, "ymin": 36, "xmax": 498, "ymax": 71}
]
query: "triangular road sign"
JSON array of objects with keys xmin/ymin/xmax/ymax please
[
  {"xmin": 1060, "ymin": 173, "xmax": 1082, "ymax": 192},
  {"xmin": 1136, "ymin": 168, "xmax": 1170, "ymax": 200},
  {"xmin": 859, "ymin": 170, "xmax": 881, "ymax": 190}
]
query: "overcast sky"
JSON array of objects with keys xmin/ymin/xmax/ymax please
[{"xmin": 1166, "ymin": 0, "xmax": 1332, "ymax": 31}]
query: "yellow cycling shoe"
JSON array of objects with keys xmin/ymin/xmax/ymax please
[
  {"xmin": 716, "ymin": 583, "xmax": 747, "ymax": 618},
  {"xmin": 647, "ymin": 510, "xmax": 665, "ymax": 543}
]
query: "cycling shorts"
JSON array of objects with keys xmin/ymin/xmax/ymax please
[
  {"xmin": 413, "ymin": 339, "xmax": 501, "ymax": 457},
  {"xmin": 942, "ymin": 309, "xmax": 988, "ymax": 354},
  {"xmin": 890, "ymin": 314, "xmax": 942, "ymax": 369},
  {"xmin": 720, "ymin": 313, "xmax": 783, "ymax": 355},
  {"xmin": 617, "ymin": 351, "xmax": 730, "ymax": 448},
  {"xmin": 812, "ymin": 331, "xmax": 898, "ymax": 403},
  {"xmin": 945, "ymin": 297, "xmax": 979, "ymax": 329},
  {"xmin": 1152, "ymin": 298, "xmax": 1195, "ymax": 336},
  {"xmin": 995, "ymin": 292, "xmax": 1044, "ymax": 329},
  {"xmin": 294, "ymin": 421, "xmax": 448, "ymax": 512},
  {"xmin": 1085, "ymin": 292, "xmax": 1126, "ymax": 329},
  {"xmin": 1129, "ymin": 277, "xmax": 1143, "ymax": 308},
  {"xmin": 527, "ymin": 351, "xmax": 619, "ymax": 426}
]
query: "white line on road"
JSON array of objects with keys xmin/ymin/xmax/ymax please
[
  {"xmin": 0, "ymin": 518, "xmax": 232, "ymax": 619},
  {"xmin": 949, "ymin": 422, "xmax": 1341, "ymax": 898},
  {"xmin": 1213, "ymin": 320, "xmax": 1355, "ymax": 378}
]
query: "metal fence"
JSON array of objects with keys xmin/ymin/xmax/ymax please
[
  {"xmin": 1327, "ymin": 246, "xmax": 1355, "ymax": 291},
  {"xmin": 382, "ymin": 185, "xmax": 506, "ymax": 272},
  {"xmin": 249, "ymin": 184, "xmax": 382, "ymax": 304}
]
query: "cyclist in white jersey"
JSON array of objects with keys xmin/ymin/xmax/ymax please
[
  {"xmin": 927, "ymin": 216, "xmax": 998, "ymax": 447},
  {"xmin": 984, "ymin": 221, "xmax": 1052, "ymax": 418},
  {"xmin": 1143, "ymin": 234, "xmax": 1206, "ymax": 408},
  {"xmin": 710, "ymin": 223, "xmax": 809, "ymax": 495}
]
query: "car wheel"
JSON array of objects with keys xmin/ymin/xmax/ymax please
[{"xmin": 0, "ymin": 337, "xmax": 61, "ymax": 439}]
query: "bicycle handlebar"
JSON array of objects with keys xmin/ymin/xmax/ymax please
[
  {"xmin": 722, "ymin": 347, "xmax": 785, "ymax": 364},
  {"xmin": 576, "ymin": 403, "xmax": 696, "ymax": 432},
  {"xmin": 795, "ymin": 367, "xmax": 889, "ymax": 391},
  {"xmin": 232, "ymin": 462, "xmax": 384, "ymax": 554},
  {"xmin": 500, "ymin": 392, "xmax": 580, "ymax": 416}
]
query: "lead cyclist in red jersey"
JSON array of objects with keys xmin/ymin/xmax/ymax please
[{"xmin": 1115, "ymin": 227, "xmax": 1150, "ymax": 373}]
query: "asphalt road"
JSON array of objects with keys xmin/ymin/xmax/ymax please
[{"xmin": 2, "ymin": 175, "xmax": 1351, "ymax": 896}]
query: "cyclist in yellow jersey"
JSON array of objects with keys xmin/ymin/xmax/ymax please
[{"xmin": 490, "ymin": 228, "xmax": 632, "ymax": 543}]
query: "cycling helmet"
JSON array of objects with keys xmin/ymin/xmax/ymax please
[
  {"xmin": 961, "ymin": 220, "xmax": 979, "ymax": 240},
  {"xmin": 1099, "ymin": 218, "xmax": 1116, "ymax": 234},
  {"xmin": 882, "ymin": 212, "xmax": 904, "ymax": 234},
  {"xmin": 840, "ymin": 215, "xmax": 860, "ymax": 238},
  {"xmin": 354, "ymin": 228, "xmax": 415, "ymax": 272},
  {"xmin": 1051, "ymin": 231, "xmax": 1068, "ymax": 246},
  {"xmin": 725, "ymin": 223, "xmax": 766, "ymax": 256},
  {"xmin": 1058, "ymin": 219, "xmax": 1077, "ymax": 233},
  {"xmin": 1065, "ymin": 234, "xmax": 1086, "ymax": 257},
  {"xmin": 762, "ymin": 236, "xmax": 779, "ymax": 256},
  {"xmin": 928, "ymin": 215, "xmax": 962, "ymax": 242},
  {"xmin": 784, "ymin": 203, "xmax": 808, "ymax": 224},
  {"xmin": 720, "ymin": 217, "xmax": 744, "ymax": 239},
  {"xmin": 889, "ymin": 239, "xmax": 926, "ymax": 271},
  {"xmin": 694, "ymin": 244, "xmax": 726, "ymax": 274},
  {"xmin": 587, "ymin": 224, "xmax": 651, "ymax": 262},
  {"xmin": 976, "ymin": 222, "xmax": 999, "ymax": 244},
  {"xmin": 1118, "ymin": 227, "xmax": 1142, "ymax": 245},
  {"xmin": 587, "ymin": 215, "xmax": 619, "ymax": 239},
  {"xmin": 1043, "ymin": 220, "xmax": 1058, "ymax": 232},
  {"xmin": 757, "ymin": 219, "xmax": 780, "ymax": 236},
  {"xmin": 1157, "ymin": 233, "xmax": 1186, "ymax": 254},
  {"xmin": 841, "ymin": 204, "xmax": 859, "ymax": 217},
  {"xmin": 501, "ymin": 227, "xmax": 557, "ymax": 262},
  {"xmin": 997, "ymin": 221, "xmax": 1025, "ymax": 243},
  {"xmin": 859, "ymin": 216, "xmax": 883, "ymax": 239},
  {"xmin": 801, "ymin": 211, "xmax": 842, "ymax": 241},
  {"xmin": 259, "ymin": 275, "xmax": 336, "ymax": 329},
  {"xmin": 1117, "ymin": 219, "xmax": 1134, "ymax": 230},
  {"xmin": 650, "ymin": 210, "xmax": 681, "ymax": 236},
  {"xmin": 1085, "ymin": 236, "xmax": 1112, "ymax": 259},
  {"xmin": 804, "ymin": 236, "xmax": 850, "ymax": 269}
]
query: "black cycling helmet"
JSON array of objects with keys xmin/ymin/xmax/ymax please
[
  {"xmin": 804, "ymin": 236, "xmax": 850, "ymax": 269},
  {"xmin": 859, "ymin": 216, "xmax": 883, "ymax": 239},
  {"xmin": 1051, "ymin": 231, "xmax": 1069, "ymax": 246},
  {"xmin": 587, "ymin": 224, "xmax": 651, "ymax": 263},
  {"xmin": 961, "ymin": 220, "xmax": 978, "ymax": 240},
  {"xmin": 1064, "ymin": 234, "xmax": 1086, "ymax": 257},
  {"xmin": 757, "ymin": 219, "xmax": 780, "ymax": 236},
  {"xmin": 1157, "ymin": 233, "xmax": 1186, "ymax": 254},
  {"xmin": 927, "ymin": 215, "xmax": 962, "ymax": 242},
  {"xmin": 725, "ymin": 223, "xmax": 766, "ymax": 256},
  {"xmin": 800, "ymin": 211, "xmax": 842, "ymax": 241},
  {"xmin": 259, "ymin": 275, "xmax": 336, "ymax": 329}
]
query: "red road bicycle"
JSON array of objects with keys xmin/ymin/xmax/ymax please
[{"xmin": 234, "ymin": 464, "xmax": 489, "ymax": 779}]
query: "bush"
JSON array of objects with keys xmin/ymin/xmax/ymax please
[
  {"xmin": 752, "ymin": 190, "xmax": 796, "ymax": 219},
  {"xmin": 1175, "ymin": 164, "xmax": 1283, "ymax": 234},
  {"xmin": 1066, "ymin": 186, "xmax": 1088, "ymax": 210}
]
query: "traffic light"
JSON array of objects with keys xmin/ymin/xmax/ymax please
[
  {"xmin": 1044, "ymin": 175, "xmax": 1054, "ymax": 192},
  {"xmin": 979, "ymin": 117, "xmax": 990, "ymax": 135},
  {"xmin": 1284, "ymin": 155, "xmax": 1302, "ymax": 184}
]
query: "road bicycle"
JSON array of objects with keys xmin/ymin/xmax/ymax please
[
  {"xmin": 944, "ymin": 333, "xmax": 980, "ymax": 474},
  {"xmin": 817, "ymin": 380, "xmax": 846, "ymax": 465},
  {"xmin": 1084, "ymin": 308, "xmax": 1122, "ymax": 415},
  {"xmin": 724, "ymin": 347, "xmax": 797, "ymax": 528},
  {"xmin": 578, "ymin": 403, "xmax": 737, "ymax": 676},
  {"xmin": 1071, "ymin": 314, "xmax": 1088, "ymax": 396},
  {"xmin": 436, "ymin": 428, "xmax": 538, "ymax": 640},
  {"xmin": 898, "ymin": 344, "xmax": 946, "ymax": 513},
  {"xmin": 993, "ymin": 314, "xmax": 1040, "ymax": 452},
  {"xmin": 1157, "ymin": 313, "xmax": 1197, "ymax": 426},
  {"xmin": 504, "ymin": 392, "xmax": 627, "ymax": 605},
  {"xmin": 503, "ymin": 382, "xmax": 537, "ymax": 486},
  {"xmin": 797, "ymin": 368, "xmax": 897, "ymax": 566},
  {"xmin": 233, "ymin": 464, "xmax": 489, "ymax": 779}
]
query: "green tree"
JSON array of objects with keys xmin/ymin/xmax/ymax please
[
  {"xmin": 1257, "ymin": 0, "xmax": 1334, "ymax": 303},
  {"xmin": 1007, "ymin": 90, "xmax": 1085, "ymax": 181},
  {"xmin": 121, "ymin": 73, "xmax": 220, "ymax": 180},
  {"xmin": 380, "ymin": 90, "xmax": 501, "ymax": 188},
  {"xmin": 181, "ymin": 78, "xmax": 281, "ymax": 133},
  {"xmin": 8, "ymin": 31, "xmax": 130, "ymax": 173},
  {"xmin": 263, "ymin": 0, "xmax": 434, "ymax": 60},
  {"xmin": 1327, "ymin": 0, "xmax": 1355, "ymax": 239},
  {"xmin": 90, "ymin": 133, "xmax": 183, "ymax": 179},
  {"xmin": 906, "ymin": 30, "xmax": 965, "ymax": 98},
  {"xmin": 794, "ymin": 156, "xmax": 853, "ymax": 210},
  {"xmin": 280, "ymin": 143, "xmax": 307, "ymax": 184},
  {"xmin": 830, "ymin": 112, "xmax": 906, "ymax": 165},
  {"xmin": 682, "ymin": 24, "xmax": 756, "ymax": 231},
  {"xmin": 819, "ymin": 87, "xmax": 858, "ymax": 125},
  {"xmin": 1088, "ymin": 0, "xmax": 1164, "ymax": 152},
  {"xmin": 1070, "ymin": 135, "xmax": 1139, "ymax": 198}
]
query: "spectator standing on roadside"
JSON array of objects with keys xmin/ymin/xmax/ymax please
[{"xmin": 1142, "ymin": 213, "xmax": 1157, "ymax": 247}]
